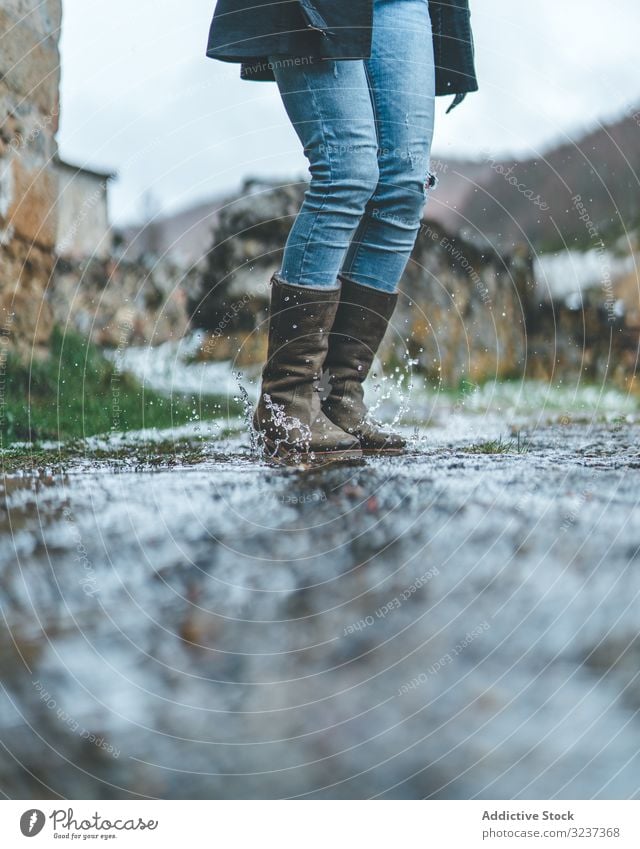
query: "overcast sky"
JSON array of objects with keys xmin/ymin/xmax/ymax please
[{"xmin": 58, "ymin": 0, "xmax": 639, "ymax": 226}]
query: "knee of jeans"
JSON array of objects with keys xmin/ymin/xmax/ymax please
[
  {"xmin": 311, "ymin": 155, "xmax": 379, "ymax": 211},
  {"xmin": 346, "ymin": 170, "xmax": 380, "ymax": 209},
  {"xmin": 382, "ymin": 180, "xmax": 428, "ymax": 225}
]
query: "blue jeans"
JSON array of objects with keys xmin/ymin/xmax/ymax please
[{"xmin": 270, "ymin": 0, "xmax": 435, "ymax": 293}]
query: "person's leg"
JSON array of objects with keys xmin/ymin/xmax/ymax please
[
  {"xmin": 322, "ymin": 0, "xmax": 436, "ymax": 452},
  {"xmin": 341, "ymin": 0, "xmax": 436, "ymax": 293},
  {"xmin": 253, "ymin": 58, "xmax": 381, "ymax": 457},
  {"xmin": 269, "ymin": 56, "xmax": 380, "ymax": 288}
]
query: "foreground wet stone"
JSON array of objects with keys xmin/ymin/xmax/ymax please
[{"xmin": 1, "ymin": 418, "xmax": 640, "ymax": 799}]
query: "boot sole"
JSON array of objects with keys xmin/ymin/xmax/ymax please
[
  {"xmin": 262, "ymin": 438, "xmax": 363, "ymax": 464},
  {"xmin": 361, "ymin": 447, "xmax": 406, "ymax": 456}
]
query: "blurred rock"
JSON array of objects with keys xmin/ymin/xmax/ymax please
[
  {"xmin": 48, "ymin": 256, "xmax": 192, "ymax": 347},
  {"xmin": 190, "ymin": 178, "xmax": 301, "ymax": 333},
  {"xmin": 387, "ymin": 221, "xmax": 533, "ymax": 384},
  {"xmin": 526, "ymin": 267, "xmax": 640, "ymax": 393}
]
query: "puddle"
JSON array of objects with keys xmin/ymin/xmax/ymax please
[{"xmin": 1, "ymin": 388, "xmax": 640, "ymax": 798}]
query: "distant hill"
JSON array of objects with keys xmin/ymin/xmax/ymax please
[{"xmin": 433, "ymin": 107, "xmax": 640, "ymax": 253}]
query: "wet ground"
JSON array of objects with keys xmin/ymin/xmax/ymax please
[{"xmin": 2, "ymin": 399, "xmax": 640, "ymax": 799}]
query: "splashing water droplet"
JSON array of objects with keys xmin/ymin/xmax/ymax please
[
  {"xmin": 234, "ymin": 373, "xmax": 260, "ymax": 455},
  {"xmin": 363, "ymin": 354, "xmax": 413, "ymax": 431},
  {"xmin": 258, "ymin": 393, "xmax": 313, "ymax": 461}
]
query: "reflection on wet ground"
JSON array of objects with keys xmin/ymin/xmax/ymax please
[{"xmin": 2, "ymin": 419, "xmax": 640, "ymax": 799}]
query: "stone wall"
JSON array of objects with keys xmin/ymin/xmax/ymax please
[
  {"xmin": 0, "ymin": 0, "xmax": 62, "ymax": 357},
  {"xmin": 50, "ymin": 255, "xmax": 192, "ymax": 348}
]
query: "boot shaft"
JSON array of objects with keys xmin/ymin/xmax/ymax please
[
  {"xmin": 254, "ymin": 275, "xmax": 361, "ymax": 457},
  {"xmin": 261, "ymin": 275, "xmax": 341, "ymax": 395},
  {"xmin": 324, "ymin": 275, "xmax": 398, "ymax": 402}
]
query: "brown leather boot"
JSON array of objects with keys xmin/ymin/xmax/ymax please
[
  {"xmin": 253, "ymin": 275, "xmax": 362, "ymax": 461},
  {"xmin": 322, "ymin": 275, "xmax": 406, "ymax": 453}
]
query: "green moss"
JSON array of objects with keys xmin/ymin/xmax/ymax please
[
  {"xmin": 0, "ymin": 327, "xmax": 240, "ymax": 444},
  {"xmin": 1, "ymin": 439, "xmax": 194, "ymax": 475}
]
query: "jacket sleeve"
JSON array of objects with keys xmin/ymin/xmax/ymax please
[{"xmin": 429, "ymin": 0, "xmax": 478, "ymax": 110}]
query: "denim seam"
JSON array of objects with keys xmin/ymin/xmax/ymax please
[
  {"xmin": 297, "ymin": 64, "xmax": 334, "ymax": 284},
  {"xmin": 342, "ymin": 58, "xmax": 381, "ymax": 280}
]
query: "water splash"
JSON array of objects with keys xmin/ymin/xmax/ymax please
[
  {"xmin": 365, "ymin": 352, "xmax": 415, "ymax": 431},
  {"xmin": 233, "ymin": 373, "xmax": 259, "ymax": 455},
  {"xmin": 257, "ymin": 394, "xmax": 312, "ymax": 463},
  {"xmin": 234, "ymin": 372, "xmax": 313, "ymax": 463}
]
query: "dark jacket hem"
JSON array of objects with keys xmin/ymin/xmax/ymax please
[{"xmin": 206, "ymin": 0, "xmax": 478, "ymax": 102}]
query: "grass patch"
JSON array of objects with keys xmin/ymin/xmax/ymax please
[
  {"xmin": 463, "ymin": 433, "xmax": 529, "ymax": 455},
  {"xmin": 0, "ymin": 327, "xmax": 241, "ymax": 444}
]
